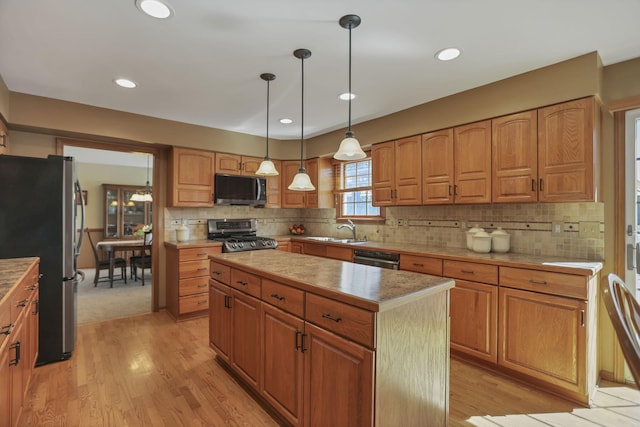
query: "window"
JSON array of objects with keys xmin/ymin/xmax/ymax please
[{"xmin": 334, "ymin": 157, "xmax": 384, "ymax": 221}]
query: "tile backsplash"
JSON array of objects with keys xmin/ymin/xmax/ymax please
[{"xmin": 165, "ymin": 202, "xmax": 604, "ymax": 260}]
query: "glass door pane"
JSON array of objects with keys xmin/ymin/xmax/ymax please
[
  {"xmin": 122, "ymin": 189, "xmax": 146, "ymax": 236},
  {"xmin": 105, "ymin": 188, "xmax": 119, "ymax": 238}
]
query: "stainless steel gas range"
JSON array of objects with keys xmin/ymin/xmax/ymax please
[{"xmin": 207, "ymin": 218, "xmax": 278, "ymax": 252}]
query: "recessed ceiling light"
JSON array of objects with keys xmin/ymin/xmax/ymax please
[
  {"xmin": 435, "ymin": 47, "xmax": 461, "ymax": 61},
  {"xmin": 114, "ymin": 78, "xmax": 137, "ymax": 88},
  {"xmin": 135, "ymin": 0, "xmax": 173, "ymax": 19},
  {"xmin": 339, "ymin": 92, "xmax": 356, "ymax": 101},
  {"xmin": 279, "ymin": 118, "xmax": 293, "ymax": 124}
]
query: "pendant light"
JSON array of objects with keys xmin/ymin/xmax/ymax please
[
  {"xmin": 288, "ymin": 48, "xmax": 315, "ymax": 191},
  {"xmin": 334, "ymin": 14, "xmax": 366, "ymax": 161},
  {"xmin": 131, "ymin": 154, "xmax": 153, "ymax": 202},
  {"xmin": 255, "ymin": 73, "xmax": 279, "ymax": 176}
]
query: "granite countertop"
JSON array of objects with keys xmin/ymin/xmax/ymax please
[
  {"xmin": 164, "ymin": 239, "xmax": 223, "ymax": 249},
  {"xmin": 289, "ymin": 237, "xmax": 603, "ymax": 276},
  {"xmin": 0, "ymin": 257, "xmax": 39, "ymax": 303},
  {"xmin": 211, "ymin": 250, "xmax": 454, "ymax": 313}
]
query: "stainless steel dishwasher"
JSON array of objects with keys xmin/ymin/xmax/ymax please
[{"xmin": 353, "ymin": 249, "xmax": 400, "ymax": 270}]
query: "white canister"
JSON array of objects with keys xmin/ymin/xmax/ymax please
[
  {"xmin": 176, "ymin": 221, "xmax": 190, "ymax": 242},
  {"xmin": 466, "ymin": 224, "xmax": 484, "ymax": 250},
  {"xmin": 491, "ymin": 227, "xmax": 510, "ymax": 253},
  {"xmin": 472, "ymin": 231, "xmax": 492, "ymax": 253}
]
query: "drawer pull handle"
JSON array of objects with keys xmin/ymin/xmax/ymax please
[
  {"xmin": 27, "ymin": 285, "xmax": 38, "ymax": 291},
  {"xmin": 197, "ymin": 268, "xmax": 207, "ymax": 271},
  {"xmin": 460, "ymin": 269, "xmax": 475, "ymax": 274},
  {"xmin": 16, "ymin": 298, "xmax": 29, "ymax": 308},
  {"xmin": 9, "ymin": 341, "xmax": 21, "ymax": 366},
  {"xmin": 1, "ymin": 323, "xmax": 14, "ymax": 335},
  {"xmin": 212, "ymin": 271, "xmax": 222, "ymax": 276},
  {"xmin": 236, "ymin": 280, "xmax": 248, "ymax": 286},
  {"xmin": 529, "ymin": 279, "xmax": 547, "ymax": 285},
  {"xmin": 322, "ymin": 313, "xmax": 342, "ymax": 323},
  {"xmin": 197, "ymin": 300, "xmax": 207, "ymax": 305},
  {"xmin": 224, "ymin": 295, "xmax": 231, "ymax": 309},
  {"xmin": 197, "ymin": 283, "xmax": 207, "ymax": 288},
  {"xmin": 413, "ymin": 263, "xmax": 424, "ymax": 267},
  {"xmin": 270, "ymin": 293, "xmax": 286, "ymax": 301},
  {"xmin": 197, "ymin": 252, "xmax": 207, "ymax": 256}
]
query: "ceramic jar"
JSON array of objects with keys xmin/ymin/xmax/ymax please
[
  {"xmin": 176, "ymin": 220, "xmax": 190, "ymax": 242},
  {"xmin": 466, "ymin": 224, "xmax": 484, "ymax": 250},
  {"xmin": 471, "ymin": 230, "xmax": 492, "ymax": 253},
  {"xmin": 491, "ymin": 227, "xmax": 510, "ymax": 253}
]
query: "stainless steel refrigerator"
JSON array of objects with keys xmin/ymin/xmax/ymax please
[{"xmin": 0, "ymin": 154, "xmax": 85, "ymax": 365}]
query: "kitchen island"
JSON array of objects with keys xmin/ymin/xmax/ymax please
[{"xmin": 208, "ymin": 250, "xmax": 454, "ymax": 427}]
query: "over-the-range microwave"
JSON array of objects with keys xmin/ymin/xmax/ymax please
[{"xmin": 214, "ymin": 173, "xmax": 267, "ymax": 206}]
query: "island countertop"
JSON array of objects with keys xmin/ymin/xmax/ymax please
[
  {"xmin": 210, "ymin": 250, "xmax": 454, "ymax": 312},
  {"xmin": 0, "ymin": 257, "xmax": 39, "ymax": 303}
]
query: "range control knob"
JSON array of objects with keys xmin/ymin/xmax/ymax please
[{"xmin": 250, "ymin": 241, "xmax": 257, "ymax": 247}]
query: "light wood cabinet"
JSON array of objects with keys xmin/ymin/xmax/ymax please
[
  {"xmin": 454, "ymin": 120, "xmax": 492, "ymax": 204},
  {"xmin": 265, "ymin": 159, "xmax": 282, "ymax": 208},
  {"xmin": 0, "ymin": 119, "xmax": 8, "ymax": 154},
  {"xmin": 103, "ymin": 184, "xmax": 152, "ymax": 238},
  {"xmin": 290, "ymin": 242, "xmax": 303, "ymax": 254},
  {"xmin": 209, "ymin": 279, "xmax": 232, "ymax": 362},
  {"xmin": 422, "ymin": 129, "xmax": 455, "ymax": 204},
  {"xmin": 281, "ymin": 158, "xmax": 333, "ymax": 209},
  {"xmin": 0, "ymin": 258, "xmax": 39, "ymax": 427},
  {"xmin": 165, "ymin": 244, "xmax": 221, "ymax": 321},
  {"xmin": 168, "ymin": 147, "xmax": 216, "ymax": 207},
  {"xmin": 372, "ymin": 136, "xmax": 422, "ymax": 206},
  {"xmin": 538, "ymin": 97, "xmax": 597, "ymax": 202},
  {"xmin": 400, "ymin": 253, "xmax": 442, "ymax": 275},
  {"xmin": 300, "ymin": 242, "xmax": 353, "ymax": 262},
  {"xmin": 215, "ymin": 153, "xmax": 262, "ymax": 176},
  {"xmin": 492, "ymin": 110, "xmax": 538, "ymax": 203}
]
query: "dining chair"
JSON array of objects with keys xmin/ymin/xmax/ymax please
[
  {"xmin": 85, "ymin": 228, "xmax": 127, "ymax": 286},
  {"xmin": 132, "ymin": 231, "xmax": 152, "ymax": 286},
  {"xmin": 603, "ymin": 273, "xmax": 640, "ymax": 385}
]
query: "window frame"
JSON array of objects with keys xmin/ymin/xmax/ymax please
[{"xmin": 333, "ymin": 155, "xmax": 385, "ymax": 224}]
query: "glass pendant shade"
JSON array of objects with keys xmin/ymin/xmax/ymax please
[
  {"xmin": 255, "ymin": 159, "xmax": 279, "ymax": 176},
  {"xmin": 334, "ymin": 131, "xmax": 366, "ymax": 160},
  {"xmin": 288, "ymin": 168, "xmax": 315, "ymax": 191}
]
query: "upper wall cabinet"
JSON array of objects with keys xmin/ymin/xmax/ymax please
[
  {"xmin": 537, "ymin": 97, "xmax": 597, "ymax": 202},
  {"xmin": 265, "ymin": 159, "xmax": 282, "ymax": 208},
  {"xmin": 422, "ymin": 129, "xmax": 454, "ymax": 204},
  {"xmin": 492, "ymin": 110, "xmax": 538, "ymax": 203},
  {"xmin": 454, "ymin": 120, "xmax": 492, "ymax": 204},
  {"xmin": 372, "ymin": 136, "xmax": 422, "ymax": 206},
  {"xmin": 216, "ymin": 153, "xmax": 263, "ymax": 176},
  {"xmin": 0, "ymin": 120, "xmax": 8, "ymax": 155},
  {"xmin": 168, "ymin": 147, "xmax": 216, "ymax": 207},
  {"xmin": 281, "ymin": 158, "xmax": 333, "ymax": 209}
]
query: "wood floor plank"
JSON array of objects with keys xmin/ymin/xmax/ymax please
[{"xmin": 18, "ymin": 311, "xmax": 640, "ymax": 427}]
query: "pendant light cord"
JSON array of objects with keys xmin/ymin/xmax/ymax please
[
  {"xmin": 348, "ymin": 24, "xmax": 352, "ymax": 133},
  {"xmin": 300, "ymin": 54, "xmax": 305, "ymax": 170},
  {"xmin": 266, "ymin": 79, "xmax": 270, "ymax": 159}
]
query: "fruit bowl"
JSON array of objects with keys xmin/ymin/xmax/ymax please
[{"xmin": 289, "ymin": 224, "xmax": 305, "ymax": 235}]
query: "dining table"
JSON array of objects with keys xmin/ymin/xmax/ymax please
[{"xmin": 96, "ymin": 239, "xmax": 145, "ymax": 287}]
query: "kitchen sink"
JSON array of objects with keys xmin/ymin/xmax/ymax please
[{"xmin": 305, "ymin": 237, "xmax": 368, "ymax": 244}]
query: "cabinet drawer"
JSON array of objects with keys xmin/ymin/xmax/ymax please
[
  {"xmin": 178, "ymin": 260, "xmax": 210, "ymax": 279},
  {"xmin": 210, "ymin": 261, "xmax": 231, "ymax": 285},
  {"xmin": 306, "ymin": 293, "xmax": 375, "ymax": 348},
  {"xmin": 0, "ymin": 300, "xmax": 9, "ymax": 348},
  {"xmin": 179, "ymin": 276, "xmax": 210, "ymax": 297},
  {"xmin": 179, "ymin": 293, "xmax": 209, "ymax": 314},
  {"xmin": 179, "ymin": 246, "xmax": 221, "ymax": 262},
  {"xmin": 499, "ymin": 267, "xmax": 587, "ymax": 299},
  {"xmin": 443, "ymin": 260, "xmax": 498, "ymax": 285},
  {"xmin": 400, "ymin": 254, "xmax": 443, "ymax": 276},
  {"xmin": 326, "ymin": 246, "xmax": 353, "ymax": 261},
  {"xmin": 230, "ymin": 269, "xmax": 261, "ymax": 298},
  {"xmin": 261, "ymin": 279, "xmax": 304, "ymax": 318}
]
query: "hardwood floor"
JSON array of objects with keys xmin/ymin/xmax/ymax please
[{"xmin": 19, "ymin": 312, "xmax": 640, "ymax": 426}]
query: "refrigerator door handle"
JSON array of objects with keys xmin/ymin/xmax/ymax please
[{"xmin": 75, "ymin": 179, "xmax": 86, "ymax": 256}]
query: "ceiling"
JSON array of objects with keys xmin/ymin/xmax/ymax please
[{"xmin": 1, "ymin": 0, "xmax": 639, "ymax": 141}]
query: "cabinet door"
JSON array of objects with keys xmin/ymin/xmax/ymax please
[
  {"xmin": 394, "ymin": 136, "xmax": 422, "ymax": 205},
  {"xmin": 492, "ymin": 110, "xmax": 538, "ymax": 203},
  {"xmin": 209, "ymin": 280, "xmax": 232, "ymax": 363},
  {"xmin": 0, "ymin": 339, "xmax": 11, "ymax": 427},
  {"xmin": 168, "ymin": 147, "xmax": 215, "ymax": 207},
  {"xmin": 265, "ymin": 159, "xmax": 282, "ymax": 208},
  {"xmin": 28, "ymin": 293, "xmax": 38, "ymax": 370},
  {"xmin": 261, "ymin": 304, "xmax": 305, "ymax": 427},
  {"xmin": 216, "ymin": 153, "xmax": 242, "ymax": 174},
  {"xmin": 422, "ymin": 129, "xmax": 454, "ymax": 204},
  {"xmin": 454, "ymin": 120, "xmax": 492, "ymax": 204},
  {"xmin": 499, "ymin": 287, "xmax": 586, "ymax": 394},
  {"xmin": 305, "ymin": 158, "xmax": 319, "ymax": 208},
  {"xmin": 10, "ymin": 321, "xmax": 24, "ymax": 427},
  {"xmin": 231, "ymin": 289, "xmax": 261, "ymax": 389},
  {"xmin": 304, "ymin": 322, "xmax": 374, "ymax": 427},
  {"xmin": 538, "ymin": 97, "xmax": 595, "ymax": 202},
  {"xmin": 371, "ymin": 141, "xmax": 395, "ymax": 206},
  {"xmin": 242, "ymin": 156, "xmax": 263, "ymax": 176},
  {"xmin": 450, "ymin": 279, "xmax": 498, "ymax": 363},
  {"xmin": 281, "ymin": 161, "xmax": 306, "ymax": 208}
]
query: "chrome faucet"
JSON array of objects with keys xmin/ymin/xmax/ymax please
[{"xmin": 337, "ymin": 219, "xmax": 356, "ymax": 240}]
